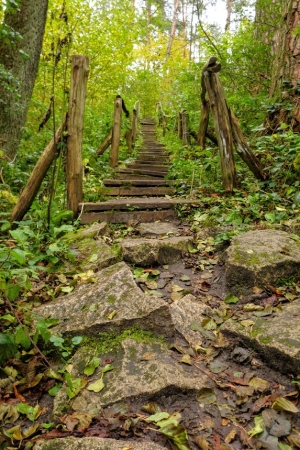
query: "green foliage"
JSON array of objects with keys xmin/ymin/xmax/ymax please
[{"xmin": 0, "ymin": 333, "xmax": 17, "ymax": 365}]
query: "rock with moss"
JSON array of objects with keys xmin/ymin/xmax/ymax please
[
  {"xmin": 121, "ymin": 236, "xmax": 194, "ymax": 266},
  {"xmin": 225, "ymin": 230, "xmax": 300, "ymax": 296},
  {"xmin": 33, "ymin": 436, "xmax": 165, "ymax": 450},
  {"xmin": 170, "ymin": 294, "xmax": 212, "ymax": 347},
  {"xmin": 222, "ymin": 300, "xmax": 300, "ymax": 375},
  {"xmin": 60, "ymin": 223, "xmax": 121, "ymax": 273},
  {"xmin": 53, "ymin": 338, "xmax": 209, "ymax": 416},
  {"xmin": 35, "ymin": 262, "xmax": 174, "ymax": 338}
]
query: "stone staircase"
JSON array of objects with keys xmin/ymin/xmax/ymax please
[{"xmin": 79, "ymin": 118, "xmax": 200, "ymax": 224}]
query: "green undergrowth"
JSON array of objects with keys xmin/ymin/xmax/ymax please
[{"xmin": 159, "ymin": 124, "xmax": 300, "ymax": 231}]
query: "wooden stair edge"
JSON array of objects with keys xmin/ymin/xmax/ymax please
[{"xmin": 80, "ymin": 210, "xmax": 177, "ymax": 225}]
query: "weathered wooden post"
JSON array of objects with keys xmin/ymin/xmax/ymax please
[
  {"xmin": 181, "ymin": 110, "xmax": 189, "ymax": 145},
  {"xmin": 201, "ymin": 57, "xmax": 236, "ymax": 191},
  {"xmin": 66, "ymin": 55, "xmax": 89, "ymax": 218},
  {"xmin": 197, "ymin": 98, "xmax": 210, "ymax": 149},
  {"xmin": 10, "ymin": 117, "xmax": 67, "ymax": 223},
  {"xmin": 110, "ymin": 95, "xmax": 122, "ymax": 167},
  {"xmin": 132, "ymin": 108, "xmax": 138, "ymax": 146},
  {"xmin": 132, "ymin": 100, "xmax": 140, "ymax": 147},
  {"xmin": 178, "ymin": 110, "xmax": 183, "ymax": 139}
]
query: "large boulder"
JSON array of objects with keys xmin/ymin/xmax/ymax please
[
  {"xmin": 35, "ymin": 262, "xmax": 174, "ymax": 338},
  {"xmin": 121, "ymin": 236, "xmax": 194, "ymax": 266},
  {"xmin": 222, "ymin": 300, "xmax": 300, "ymax": 375},
  {"xmin": 53, "ymin": 338, "xmax": 209, "ymax": 415},
  {"xmin": 225, "ymin": 230, "xmax": 300, "ymax": 295},
  {"xmin": 33, "ymin": 436, "xmax": 165, "ymax": 450}
]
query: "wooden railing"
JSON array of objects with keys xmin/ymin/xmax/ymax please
[{"xmin": 11, "ymin": 54, "xmax": 139, "ymax": 222}]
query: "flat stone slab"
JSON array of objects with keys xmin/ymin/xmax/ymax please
[
  {"xmin": 33, "ymin": 436, "xmax": 164, "ymax": 450},
  {"xmin": 121, "ymin": 236, "xmax": 194, "ymax": 266},
  {"xmin": 225, "ymin": 230, "xmax": 300, "ymax": 295},
  {"xmin": 170, "ymin": 294, "xmax": 212, "ymax": 347},
  {"xmin": 35, "ymin": 262, "xmax": 174, "ymax": 338},
  {"xmin": 137, "ymin": 222, "xmax": 179, "ymax": 237},
  {"xmin": 221, "ymin": 300, "xmax": 300, "ymax": 375},
  {"xmin": 78, "ymin": 222, "xmax": 109, "ymax": 239},
  {"xmin": 53, "ymin": 338, "xmax": 208, "ymax": 415}
]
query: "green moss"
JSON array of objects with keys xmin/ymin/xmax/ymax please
[
  {"xmin": 107, "ymin": 294, "xmax": 116, "ymax": 304},
  {"xmin": 128, "ymin": 345, "xmax": 138, "ymax": 359},
  {"xmin": 259, "ymin": 336, "xmax": 272, "ymax": 344},
  {"xmin": 83, "ymin": 327, "xmax": 165, "ymax": 355}
]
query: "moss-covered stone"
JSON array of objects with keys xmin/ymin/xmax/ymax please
[
  {"xmin": 222, "ymin": 299, "xmax": 300, "ymax": 375},
  {"xmin": 225, "ymin": 230, "xmax": 300, "ymax": 296}
]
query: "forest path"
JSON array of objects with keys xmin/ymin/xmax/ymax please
[{"xmin": 79, "ymin": 118, "xmax": 201, "ymax": 224}]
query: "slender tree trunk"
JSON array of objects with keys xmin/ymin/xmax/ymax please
[
  {"xmin": 165, "ymin": 0, "xmax": 179, "ymax": 63},
  {"xmin": 225, "ymin": 0, "xmax": 233, "ymax": 32},
  {"xmin": 0, "ymin": 0, "xmax": 48, "ymax": 160}
]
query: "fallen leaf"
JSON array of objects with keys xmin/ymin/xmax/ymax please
[
  {"xmin": 225, "ymin": 427, "xmax": 237, "ymax": 443},
  {"xmin": 224, "ymin": 293, "xmax": 239, "ymax": 304},
  {"xmin": 0, "ymin": 404, "xmax": 19, "ymax": 424},
  {"xmin": 193, "ymin": 435, "xmax": 209, "ymax": 450},
  {"xmin": 141, "ymin": 403, "xmax": 161, "ymax": 414},
  {"xmin": 180, "ymin": 354, "xmax": 193, "ymax": 365},
  {"xmin": 249, "ymin": 377, "xmax": 270, "ymax": 393},
  {"xmin": 196, "ymin": 388, "xmax": 216, "ymax": 405},
  {"xmin": 87, "ymin": 377, "xmax": 105, "ymax": 393},
  {"xmin": 272, "ymin": 397, "xmax": 299, "ymax": 413}
]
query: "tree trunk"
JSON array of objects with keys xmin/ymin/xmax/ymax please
[
  {"xmin": 256, "ymin": 0, "xmax": 300, "ymax": 131},
  {"xmin": 225, "ymin": 0, "xmax": 233, "ymax": 32},
  {"xmin": 165, "ymin": 0, "xmax": 179, "ymax": 63},
  {"xmin": 0, "ymin": 0, "xmax": 48, "ymax": 160},
  {"xmin": 268, "ymin": 0, "xmax": 300, "ymax": 97}
]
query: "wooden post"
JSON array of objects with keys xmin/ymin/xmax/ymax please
[
  {"xmin": 201, "ymin": 57, "xmax": 236, "ymax": 191},
  {"xmin": 132, "ymin": 108, "xmax": 138, "ymax": 146},
  {"xmin": 228, "ymin": 108, "xmax": 266, "ymax": 180},
  {"xmin": 182, "ymin": 110, "xmax": 189, "ymax": 145},
  {"xmin": 10, "ymin": 118, "xmax": 67, "ymax": 223},
  {"xmin": 66, "ymin": 55, "xmax": 89, "ymax": 218},
  {"xmin": 198, "ymin": 99, "xmax": 210, "ymax": 148},
  {"xmin": 110, "ymin": 95, "xmax": 122, "ymax": 168},
  {"xmin": 178, "ymin": 110, "xmax": 183, "ymax": 139},
  {"xmin": 156, "ymin": 102, "xmax": 167, "ymax": 136}
]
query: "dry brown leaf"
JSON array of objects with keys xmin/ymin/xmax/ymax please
[
  {"xmin": 193, "ymin": 435, "xmax": 210, "ymax": 450},
  {"xmin": 13, "ymin": 382, "xmax": 26, "ymax": 402},
  {"xmin": 224, "ymin": 427, "xmax": 237, "ymax": 443}
]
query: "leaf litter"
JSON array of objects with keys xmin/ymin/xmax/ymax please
[{"xmin": 1, "ymin": 237, "xmax": 300, "ymax": 449}]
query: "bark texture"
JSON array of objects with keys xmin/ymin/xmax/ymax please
[
  {"xmin": 269, "ymin": 0, "xmax": 300, "ymax": 97},
  {"xmin": 0, "ymin": 0, "xmax": 48, "ymax": 160}
]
